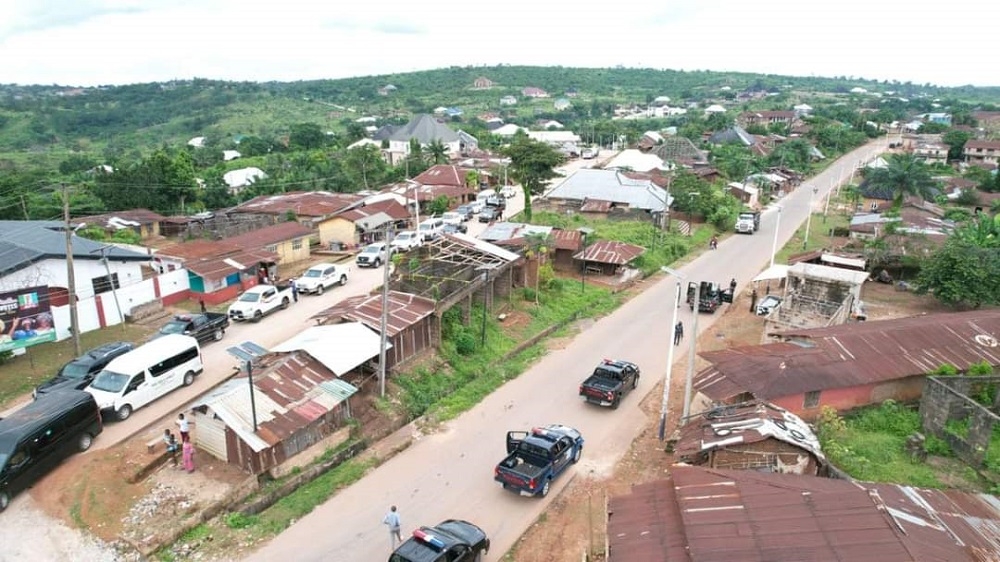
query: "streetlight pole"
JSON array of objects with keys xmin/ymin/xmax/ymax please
[
  {"xmin": 683, "ymin": 304, "xmax": 698, "ymax": 420},
  {"xmin": 378, "ymin": 224, "xmax": 393, "ymax": 398},
  {"xmin": 658, "ymin": 279, "xmax": 681, "ymax": 441},
  {"xmin": 803, "ymin": 187, "xmax": 818, "ymax": 250},
  {"xmin": 770, "ymin": 206, "xmax": 782, "ymax": 269}
]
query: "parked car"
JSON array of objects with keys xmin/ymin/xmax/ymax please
[
  {"xmin": 579, "ymin": 359, "xmax": 641, "ymax": 409},
  {"xmin": 391, "ymin": 231, "xmax": 422, "ymax": 252},
  {"xmin": 356, "ymin": 242, "xmax": 395, "ymax": 268},
  {"xmin": 151, "ymin": 313, "xmax": 229, "ymax": 344},
  {"xmin": 478, "ymin": 206, "xmax": 501, "ymax": 223},
  {"xmin": 467, "ymin": 200, "xmax": 485, "ymax": 214},
  {"xmin": 494, "ymin": 424, "xmax": 584, "ymax": 497},
  {"xmin": 582, "ymin": 147, "xmax": 599, "ymax": 159},
  {"xmin": 500, "ymin": 185, "xmax": 517, "ymax": 199},
  {"xmin": 443, "ymin": 223, "xmax": 467, "ymax": 235},
  {"xmin": 756, "ymin": 294, "xmax": 782, "ymax": 316},
  {"xmin": 455, "ymin": 205, "xmax": 475, "ymax": 221},
  {"xmin": 440, "ymin": 212, "xmax": 464, "ymax": 227},
  {"xmin": 295, "ymin": 262, "xmax": 349, "ymax": 295},
  {"xmin": 389, "ymin": 520, "xmax": 490, "ymax": 562},
  {"xmin": 0, "ymin": 390, "xmax": 103, "ymax": 511},
  {"xmin": 34, "ymin": 341, "xmax": 135, "ymax": 399},
  {"xmin": 417, "ymin": 218, "xmax": 445, "ymax": 241},
  {"xmin": 228, "ymin": 284, "xmax": 294, "ymax": 322}
]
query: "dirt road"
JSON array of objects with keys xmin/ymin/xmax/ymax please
[{"xmin": 247, "ymin": 141, "xmax": 887, "ymax": 562}]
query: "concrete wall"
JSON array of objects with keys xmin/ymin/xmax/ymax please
[
  {"xmin": 769, "ymin": 377, "xmax": 925, "ymax": 420},
  {"xmin": 318, "ymin": 217, "xmax": 357, "ymax": 248},
  {"xmin": 920, "ymin": 376, "xmax": 1000, "ymax": 469}
]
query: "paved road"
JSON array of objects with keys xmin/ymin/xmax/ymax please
[{"xmin": 247, "ymin": 140, "xmax": 887, "ymax": 562}]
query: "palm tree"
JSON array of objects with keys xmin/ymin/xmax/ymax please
[
  {"xmin": 863, "ymin": 153, "xmax": 937, "ymax": 209},
  {"xmin": 424, "ymin": 139, "xmax": 449, "ymax": 165}
]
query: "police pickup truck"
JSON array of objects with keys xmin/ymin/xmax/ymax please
[
  {"xmin": 494, "ymin": 425, "xmax": 584, "ymax": 497},
  {"xmin": 389, "ymin": 520, "xmax": 490, "ymax": 562},
  {"xmin": 578, "ymin": 359, "xmax": 641, "ymax": 409}
]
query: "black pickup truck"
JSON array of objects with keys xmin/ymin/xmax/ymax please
[
  {"xmin": 494, "ymin": 425, "xmax": 584, "ymax": 497},
  {"xmin": 389, "ymin": 520, "xmax": 490, "ymax": 562},
  {"xmin": 578, "ymin": 359, "xmax": 641, "ymax": 409},
  {"xmin": 686, "ymin": 281, "xmax": 734, "ymax": 313},
  {"xmin": 152, "ymin": 312, "xmax": 229, "ymax": 343}
]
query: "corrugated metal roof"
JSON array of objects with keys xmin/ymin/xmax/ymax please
[
  {"xmin": 157, "ymin": 240, "xmax": 278, "ymax": 281},
  {"xmin": 189, "ymin": 350, "xmax": 358, "ymax": 452},
  {"xmin": 223, "ymin": 221, "xmax": 314, "ymax": 249},
  {"xmin": 580, "ymin": 199, "xmax": 614, "ymax": 212},
  {"xmin": 271, "ymin": 323, "xmax": 387, "ymax": 375},
  {"xmin": 609, "ymin": 466, "xmax": 1000, "ymax": 562},
  {"xmin": 788, "ymin": 261, "xmax": 870, "ymax": 284},
  {"xmin": 311, "ymin": 291, "xmax": 436, "ymax": 337},
  {"xmin": 544, "ymin": 168, "xmax": 672, "ymax": 212},
  {"xmin": 229, "ymin": 191, "xmax": 362, "ymax": 217},
  {"xmin": 695, "ymin": 310, "xmax": 1000, "ymax": 402},
  {"xmin": 574, "ymin": 240, "xmax": 645, "ymax": 265}
]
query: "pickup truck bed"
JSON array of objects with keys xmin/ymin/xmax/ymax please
[{"xmin": 579, "ymin": 359, "xmax": 640, "ymax": 409}]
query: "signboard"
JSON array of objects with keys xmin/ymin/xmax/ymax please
[{"xmin": 0, "ymin": 286, "xmax": 56, "ymax": 353}]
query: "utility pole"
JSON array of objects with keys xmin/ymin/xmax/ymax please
[
  {"xmin": 378, "ymin": 224, "xmax": 393, "ymax": 398},
  {"xmin": 682, "ymin": 304, "xmax": 699, "ymax": 420},
  {"xmin": 62, "ymin": 184, "xmax": 82, "ymax": 357},
  {"xmin": 19, "ymin": 195, "xmax": 28, "ymax": 220},
  {"xmin": 96, "ymin": 245, "xmax": 127, "ymax": 334}
]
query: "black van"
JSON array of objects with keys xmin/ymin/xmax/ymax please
[
  {"xmin": 34, "ymin": 341, "xmax": 134, "ymax": 399},
  {"xmin": 0, "ymin": 391, "xmax": 103, "ymax": 511}
]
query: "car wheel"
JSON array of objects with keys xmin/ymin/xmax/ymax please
[
  {"xmin": 611, "ymin": 395, "xmax": 621, "ymax": 410},
  {"xmin": 317, "ymin": 285, "xmax": 325, "ymax": 295},
  {"xmin": 183, "ymin": 371, "xmax": 195, "ymax": 386},
  {"xmin": 632, "ymin": 376, "xmax": 639, "ymax": 389},
  {"xmin": 572, "ymin": 446, "xmax": 582, "ymax": 464},
  {"xmin": 540, "ymin": 480, "xmax": 551, "ymax": 497},
  {"xmin": 253, "ymin": 311, "xmax": 263, "ymax": 323},
  {"xmin": 374, "ymin": 258, "xmax": 381, "ymax": 267},
  {"xmin": 213, "ymin": 329, "xmax": 224, "ymax": 342},
  {"xmin": 280, "ymin": 298, "xmax": 289, "ymax": 310},
  {"xmin": 116, "ymin": 404, "xmax": 133, "ymax": 421},
  {"xmin": 473, "ymin": 552, "xmax": 483, "ymax": 562},
  {"xmin": 0, "ymin": 490, "xmax": 9, "ymax": 512},
  {"xmin": 339, "ymin": 275, "xmax": 347, "ymax": 286},
  {"xmin": 79, "ymin": 432, "xmax": 94, "ymax": 451}
]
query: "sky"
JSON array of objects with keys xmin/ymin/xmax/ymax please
[{"xmin": 1, "ymin": 0, "xmax": 998, "ymax": 88}]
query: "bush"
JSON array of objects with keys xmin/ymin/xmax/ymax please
[{"xmin": 225, "ymin": 512, "xmax": 257, "ymax": 529}]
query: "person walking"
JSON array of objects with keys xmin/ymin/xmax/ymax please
[
  {"xmin": 730, "ymin": 278, "xmax": 737, "ymax": 294},
  {"xmin": 383, "ymin": 505, "xmax": 403, "ymax": 550},
  {"xmin": 289, "ymin": 278, "xmax": 298, "ymax": 303},
  {"xmin": 199, "ymin": 299, "xmax": 207, "ymax": 313},
  {"xmin": 750, "ymin": 288, "xmax": 759, "ymax": 314},
  {"xmin": 674, "ymin": 321, "xmax": 684, "ymax": 346},
  {"xmin": 176, "ymin": 413, "xmax": 190, "ymax": 443},
  {"xmin": 182, "ymin": 440, "xmax": 195, "ymax": 473}
]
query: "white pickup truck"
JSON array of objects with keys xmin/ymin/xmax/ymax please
[
  {"xmin": 295, "ymin": 263, "xmax": 349, "ymax": 295},
  {"xmin": 227, "ymin": 284, "xmax": 293, "ymax": 322}
]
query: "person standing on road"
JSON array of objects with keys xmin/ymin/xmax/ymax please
[
  {"xmin": 176, "ymin": 413, "xmax": 190, "ymax": 443},
  {"xmin": 674, "ymin": 321, "xmax": 684, "ymax": 346},
  {"xmin": 289, "ymin": 278, "xmax": 298, "ymax": 303},
  {"xmin": 750, "ymin": 288, "xmax": 759, "ymax": 314},
  {"xmin": 383, "ymin": 505, "xmax": 403, "ymax": 550}
]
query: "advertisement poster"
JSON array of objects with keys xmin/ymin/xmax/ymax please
[{"xmin": 0, "ymin": 286, "xmax": 56, "ymax": 353}]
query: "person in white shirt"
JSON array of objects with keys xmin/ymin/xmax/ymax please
[
  {"xmin": 382, "ymin": 505, "xmax": 402, "ymax": 550},
  {"xmin": 176, "ymin": 413, "xmax": 190, "ymax": 443}
]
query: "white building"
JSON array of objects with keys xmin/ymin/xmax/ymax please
[{"xmin": 223, "ymin": 167, "xmax": 267, "ymax": 191}]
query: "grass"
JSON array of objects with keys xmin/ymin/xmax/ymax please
[
  {"xmin": 774, "ymin": 208, "xmax": 850, "ymax": 264},
  {"xmin": 0, "ymin": 322, "xmax": 155, "ymax": 410}
]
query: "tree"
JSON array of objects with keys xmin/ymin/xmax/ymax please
[
  {"xmin": 424, "ymin": 139, "xmax": 449, "ymax": 165},
  {"xmin": 942, "ymin": 130, "xmax": 971, "ymax": 162},
  {"xmin": 863, "ymin": 153, "xmax": 937, "ymax": 209},
  {"xmin": 916, "ymin": 238, "xmax": 1000, "ymax": 308},
  {"xmin": 502, "ymin": 134, "xmax": 564, "ymax": 221},
  {"xmin": 289, "ymin": 123, "xmax": 327, "ymax": 151},
  {"xmin": 342, "ymin": 144, "xmax": 387, "ymax": 189}
]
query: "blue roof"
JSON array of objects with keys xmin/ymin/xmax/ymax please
[{"xmin": 0, "ymin": 220, "xmax": 149, "ymax": 277}]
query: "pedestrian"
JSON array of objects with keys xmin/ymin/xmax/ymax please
[
  {"xmin": 383, "ymin": 505, "xmax": 403, "ymax": 550},
  {"xmin": 176, "ymin": 413, "xmax": 190, "ymax": 443},
  {"xmin": 162, "ymin": 429, "xmax": 173, "ymax": 450},
  {"xmin": 730, "ymin": 278, "xmax": 737, "ymax": 294},
  {"xmin": 182, "ymin": 440, "xmax": 195, "ymax": 473},
  {"xmin": 750, "ymin": 288, "xmax": 759, "ymax": 314},
  {"xmin": 166, "ymin": 433, "xmax": 180, "ymax": 467},
  {"xmin": 290, "ymin": 278, "xmax": 298, "ymax": 303},
  {"xmin": 199, "ymin": 299, "xmax": 207, "ymax": 313},
  {"xmin": 709, "ymin": 236, "xmax": 718, "ymax": 250},
  {"xmin": 674, "ymin": 321, "xmax": 684, "ymax": 346}
]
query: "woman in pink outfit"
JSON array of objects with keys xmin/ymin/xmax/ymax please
[{"xmin": 182, "ymin": 441, "xmax": 195, "ymax": 473}]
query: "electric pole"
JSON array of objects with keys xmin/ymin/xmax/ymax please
[
  {"xmin": 378, "ymin": 224, "xmax": 394, "ymax": 398},
  {"xmin": 96, "ymin": 245, "xmax": 127, "ymax": 334},
  {"xmin": 62, "ymin": 184, "xmax": 82, "ymax": 356}
]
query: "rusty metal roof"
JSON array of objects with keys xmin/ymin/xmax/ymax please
[
  {"xmin": 229, "ymin": 191, "xmax": 362, "ymax": 217},
  {"xmin": 79, "ymin": 208, "xmax": 166, "ymax": 226},
  {"xmin": 609, "ymin": 466, "xmax": 1000, "ymax": 562},
  {"xmin": 574, "ymin": 240, "xmax": 645, "ymax": 265},
  {"xmin": 335, "ymin": 198, "xmax": 411, "ymax": 223},
  {"xmin": 190, "ymin": 350, "xmax": 358, "ymax": 452},
  {"xmin": 695, "ymin": 310, "xmax": 1000, "ymax": 402},
  {"xmin": 312, "ymin": 290, "xmax": 436, "ymax": 336},
  {"xmin": 673, "ymin": 402, "xmax": 824, "ymax": 465},
  {"xmin": 580, "ymin": 198, "xmax": 613, "ymax": 212},
  {"xmin": 412, "ymin": 164, "xmax": 466, "ymax": 187},
  {"xmin": 222, "ymin": 221, "xmax": 314, "ymax": 249},
  {"xmin": 157, "ymin": 239, "xmax": 278, "ymax": 281}
]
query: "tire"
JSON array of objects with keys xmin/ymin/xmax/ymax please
[
  {"xmin": 213, "ymin": 329, "xmax": 223, "ymax": 342},
  {"xmin": 374, "ymin": 258, "xmax": 381, "ymax": 268},
  {"xmin": 339, "ymin": 275, "xmax": 347, "ymax": 286},
  {"xmin": 473, "ymin": 552, "xmax": 484, "ymax": 562},
  {"xmin": 253, "ymin": 310, "xmax": 263, "ymax": 323},
  {"xmin": 611, "ymin": 395, "xmax": 621, "ymax": 410},
  {"xmin": 0, "ymin": 490, "xmax": 9, "ymax": 512},
  {"xmin": 632, "ymin": 376, "xmax": 639, "ymax": 389},
  {"xmin": 116, "ymin": 404, "xmax": 133, "ymax": 421},
  {"xmin": 572, "ymin": 446, "xmax": 582, "ymax": 464},
  {"xmin": 539, "ymin": 480, "xmax": 551, "ymax": 497},
  {"xmin": 78, "ymin": 433, "xmax": 94, "ymax": 451},
  {"xmin": 317, "ymin": 285, "xmax": 325, "ymax": 295},
  {"xmin": 280, "ymin": 298, "xmax": 289, "ymax": 310},
  {"xmin": 183, "ymin": 371, "xmax": 195, "ymax": 386}
]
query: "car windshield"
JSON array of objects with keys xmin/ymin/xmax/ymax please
[
  {"xmin": 418, "ymin": 224, "xmax": 433, "ymax": 231},
  {"xmin": 396, "ymin": 233, "xmax": 413, "ymax": 241},
  {"xmin": 238, "ymin": 292, "xmax": 261, "ymax": 302},
  {"xmin": 303, "ymin": 269, "xmax": 323, "ymax": 278},
  {"xmin": 58, "ymin": 360, "xmax": 93, "ymax": 379},
  {"xmin": 90, "ymin": 370, "xmax": 131, "ymax": 393},
  {"xmin": 363, "ymin": 245, "xmax": 381, "ymax": 254},
  {"xmin": 160, "ymin": 321, "xmax": 187, "ymax": 335}
]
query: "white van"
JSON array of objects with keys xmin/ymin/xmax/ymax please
[
  {"xmin": 86, "ymin": 334, "xmax": 203, "ymax": 421},
  {"xmin": 417, "ymin": 217, "xmax": 445, "ymax": 241}
]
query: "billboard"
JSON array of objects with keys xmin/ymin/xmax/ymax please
[{"xmin": 0, "ymin": 286, "xmax": 56, "ymax": 353}]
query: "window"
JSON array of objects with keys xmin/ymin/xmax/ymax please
[
  {"xmin": 803, "ymin": 390, "xmax": 821, "ymax": 409},
  {"xmin": 149, "ymin": 347, "xmax": 199, "ymax": 377},
  {"xmin": 292, "ymin": 238, "xmax": 303, "ymax": 250},
  {"xmin": 266, "ymin": 245, "xmax": 278, "ymax": 253},
  {"xmin": 91, "ymin": 272, "xmax": 120, "ymax": 295}
]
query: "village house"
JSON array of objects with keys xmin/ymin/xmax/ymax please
[
  {"xmin": 471, "ymin": 76, "xmax": 494, "ymax": 89},
  {"xmin": 222, "ymin": 221, "xmax": 314, "ymax": 266},
  {"xmin": 77, "ymin": 209, "xmax": 166, "ymax": 239},
  {"xmin": 154, "ymin": 239, "xmax": 277, "ymax": 305},
  {"xmin": 222, "ymin": 167, "xmax": 267, "ymax": 193},
  {"xmin": 672, "ymin": 402, "xmax": 826, "ymax": 476},
  {"xmin": 541, "ymin": 168, "xmax": 672, "ymax": 225},
  {"xmin": 737, "ymin": 110, "xmax": 796, "ymax": 128},
  {"xmin": 692, "ymin": 310, "xmax": 1000, "ymax": 420},
  {"xmin": 188, "ymin": 348, "xmax": 359, "ymax": 475},
  {"xmin": 574, "ymin": 240, "xmax": 645, "ymax": 277},
  {"xmin": 323, "ymin": 198, "xmax": 412, "ymax": 249},
  {"xmin": 964, "ymin": 139, "xmax": 1000, "ymax": 164},
  {"xmin": 226, "ymin": 191, "xmax": 364, "ymax": 246},
  {"xmin": 386, "ymin": 114, "xmax": 461, "ymax": 163},
  {"xmin": 521, "ymin": 87, "xmax": 549, "ymax": 98},
  {"xmin": 606, "ymin": 465, "xmax": 1000, "ymax": 562},
  {"xmin": 912, "ymin": 140, "xmax": 949, "ymax": 164},
  {"xmin": 408, "ymin": 164, "xmax": 477, "ymax": 208}
]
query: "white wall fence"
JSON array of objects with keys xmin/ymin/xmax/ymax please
[{"xmin": 51, "ymin": 268, "xmax": 190, "ymax": 341}]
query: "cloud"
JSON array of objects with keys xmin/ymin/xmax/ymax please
[
  {"xmin": 371, "ymin": 20, "xmax": 426, "ymax": 35},
  {"xmin": 0, "ymin": 0, "xmax": 153, "ymax": 39}
]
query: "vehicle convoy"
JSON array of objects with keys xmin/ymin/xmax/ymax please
[
  {"xmin": 391, "ymin": 231, "xmax": 422, "ymax": 252},
  {"xmin": 227, "ymin": 284, "xmax": 293, "ymax": 322},
  {"xmin": 152, "ymin": 313, "xmax": 229, "ymax": 343},
  {"xmin": 388, "ymin": 520, "xmax": 490, "ymax": 562},
  {"xmin": 34, "ymin": 341, "xmax": 135, "ymax": 398},
  {"xmin": 440, "ymin": 211, "xmax": 465, "ymax": 227},
  {"xmin": 579, "ymin": 359, "xmax": 641, "ymax": 409},
  {"xmin": 686, "ymin": 281, "xmax": 734, "ymax": 313},
  {"xmin": 735, "ymin": 210, "xmax": 761, "ymax": 234},
  {"xmin": 494, "ymin": 425, "xmax": 584, "ymax": 497},
  {"xmin": 295, "ymin": 262, "xmax": 349, "ymax": 295},
  {"xmin": 356, "ymin": 242, "xmax": 395, "ymax": 268},
  {"xmin": 0, "ymin": 390, "xmax": 103, "ymax": 511}
]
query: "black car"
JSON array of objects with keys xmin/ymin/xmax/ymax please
[
  {"xmin": 389, "ymin": 520, "xmax": 490, "ymax": 562},
  {"xmin": 34, "ymin": 341, "xmax": 135, "ymax": 399},
  {"xmin": 443, "ymin": 223, "xmax": 468, "ymax": 235}
]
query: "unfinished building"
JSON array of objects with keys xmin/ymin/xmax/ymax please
[{"xmin": 761, "ymin": 262, "xmax": 869, "ymax": 343}]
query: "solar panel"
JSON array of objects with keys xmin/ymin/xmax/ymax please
[
  {"xmin": 226, "ymin": 347, "xmax": 256, "ymax": 363},
  {"xmin": 240, "ymin": 341, "xmax": 269, "ymax": 357}
]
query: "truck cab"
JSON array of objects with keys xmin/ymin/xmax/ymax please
[
  {"xmin": 686, "ymin": 281, "xmax": 734, "ymax": 313},
  {"xmin": 494, "ymin": 425, "xmax": 583, "ymax": 497},
  {"xmin": 735, "ymin": 210, "xmax": 761, "ymax": 234}
]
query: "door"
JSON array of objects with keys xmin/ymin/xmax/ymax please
[
  {"xmin": 550, "ymin": 437, "xmax": 573, "ymax": 474},
  {"xmin": 686, "ymin": 282, "xmax": 697, "ymax": 305},
  {"xmin": 121, "ymin": 372, "xmax": 153, "ymax": 409},
  {"xmin": 195, "ymin": 414, "xmax": 227, "ymax": 462},
  {"xmin": 506, "ymin": 431, "xmax": 528, "ymax": 454}
]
